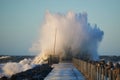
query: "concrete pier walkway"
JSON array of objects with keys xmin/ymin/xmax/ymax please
[{"xmin": 44, "ymin": 63, "xmax": 85, "ymax": 80}]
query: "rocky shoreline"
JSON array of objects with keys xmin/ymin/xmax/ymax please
[{"xmin": 0, "ymin": 64, "xmax": 53, "ymax": 80}]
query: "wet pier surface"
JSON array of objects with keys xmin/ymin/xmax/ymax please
[{"xmin": 44, "ymin": 63, "xmax": 85, "ymax": 80}]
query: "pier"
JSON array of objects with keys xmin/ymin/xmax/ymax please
[
  {"xmin": 44, "ymin": 62, "xmax": 85, "ymax": 80},
  {"xmin": 47, "ymin": 56, "xmax": 120, "ymax": 80}
]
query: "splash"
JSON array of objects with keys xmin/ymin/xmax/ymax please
[
  {"xmin": 1, "ymin": 58, "xmax": 35, "ymax": 77},
  {"xmin": 30, "ymin": 11, "xmax": 104, "ymax": 63}
]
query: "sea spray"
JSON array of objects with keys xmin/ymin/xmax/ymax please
[
  {"xmin": 30, "ymin": 11, "xmax": 104, "ymax": 64},
  {"xmin": 2, "ymin": 58, "xmax": 35, "ymax": 77}
]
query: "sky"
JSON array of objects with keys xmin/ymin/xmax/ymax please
[{"xmin": 0, "ymin": 0, "xmax": 120, "ymax": 56}]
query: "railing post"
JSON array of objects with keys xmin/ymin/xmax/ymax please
[
  {"xmin": 108, "ymin": 69, "xmax": 113, "ymax": 80},
  {"xmin": 97, "ymin": 63, "xmax": 100, "ymax": 80},
  {"xmin": 113, "ymin": 63, "xmax": 120, "ymax": 80},
  {"xmin": 104, "ymin": 67, "xmax": 108, "ymax": 80},
  {"xmin": 95, "ymin": 64, "xmax": 97, "ymax": 80},
  {"xmin": 93, "ymin": 62, "xmax": 97, "ymax": 80},
  {"xmin": 86, "ymin": 61, "xmax": 88, "ymax": 76},
  {"xmin": 91, "ymin": 63, "xmax": 93, "ymax": 80},
  {"xmin": 101, "ymin": 66, "xmax": 105, "ymax": 80},
  {"xmin": 88, "ymin": 62, "xmax": 91, "ymax": 79},
  {"xmin": 117, "ymin": 68, "xmax": 120, "ymax": 80},
  {"xmin": 90, "ymin": 62, "xmax": 92, "ymax": 80},
  {"xmin": 86, "ymin": 61, "xmax": 87, "ymax": 76},
  {"xmin": 106, "ymin": 62, "xmax": 113, "ymax": 80}
]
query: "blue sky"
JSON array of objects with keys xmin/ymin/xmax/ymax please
[{"xmin": 0, "ymin": 0, "xmax": 120, "ymax": 55}]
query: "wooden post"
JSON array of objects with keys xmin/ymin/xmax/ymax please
[
  {"xmin": 91, "ymin": 64, "xmax": 93, "ymax": 80},
  {"xmin": 94, "ymin": 64, "xmax": 97, "ymax": 80},
  {"xmin": 113, "ymin": 63, "xmax": 120, "ymax": 80},
  {"xmin": 104, "ymin": 67, "xmax": 108, "ymax": 80},
  {"xmin": 117, "ymin": 68, "xmax": 120, "ymax": 80},
  {"xmin": 97, "ymin": 64, "xmax": 99, "ymax": 80},
  {"xmin": 86, "ymin": 61, "xmax": 88, "ymax": 77},
  {"xmin": 97, "ymin": 63, "xmax": 100, "ymax": 80},
  {"xmin": 107, "ymin": 62, "xmax": 113, "ymax": 80},
  {"xmin": 79, "ymin": 60, "xmax": 81, "ymax": 71},
  {"xmin": 88, "ymin": 62, "xmax": 91, "ymax": 79},
  {"xmin": 108, "ymin": 69, "xmax": 113, "ymax": 80},
  {"xmin": 116, "ymin": 68, "xmax": 120, "ymax": 80}
]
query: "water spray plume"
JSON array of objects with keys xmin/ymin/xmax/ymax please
[
  {"xmin": 30, "ymin": 11, "xmax": 104, "ymax": 63},
  {"xmin": 2, "ymin": 58, "xmax": 35, "ymax": 77}
]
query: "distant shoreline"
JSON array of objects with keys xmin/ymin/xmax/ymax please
[{"xmin": 0, "ymin": 55, "xmax": 120, "ymax": 64}]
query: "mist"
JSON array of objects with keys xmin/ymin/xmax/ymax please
[{"xmin": 30, "ymin": 11, "xmax": 104, "ymax": 64}]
